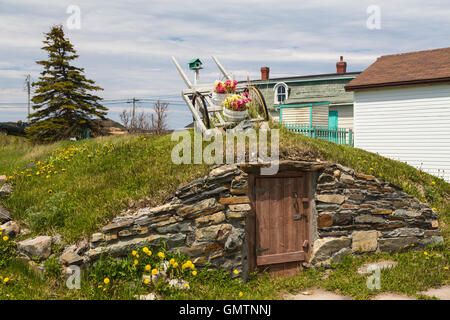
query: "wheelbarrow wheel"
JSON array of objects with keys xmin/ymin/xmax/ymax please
[
  {"xmin": 191, "ymin": 92, "xmax": 211, "ymax": 129},
  {"xmin": 244, "ymin": 86, "xmax": 269, "ymax": 121}
]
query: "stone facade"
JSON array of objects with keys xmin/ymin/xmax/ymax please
[
  {"xmin": 62, "ymin": 161, "xmax": 443, "ymax": 275},
  {"xmin": 69, "ymin": 164, "xmax": 249, "ymax": 276},
  {"xmin": 311, "ymin": 164, "xmax": 443, "ymax": 265}
]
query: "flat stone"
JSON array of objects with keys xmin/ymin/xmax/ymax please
[
  {"xmin": 0, "ymin": 183, "xmax": 13, "ymax": 198},
  {"xmin": 177, "ymin": 198, "xmax": 224, "ymax": 218},
  {"xmin": 209, "ymin": 164, "xmax": 238, "ymax": 177},
  {"xmin": 383, "ymin": 227, "xmax": 424, "ymax": 238},
  {"xmin": 0, "ymin": 220, "xmax": 19, "ymax": 237},
  {"xmin": 355, "ymin": 173, "xmax": 376, "ymax": 181},
  {"xmin": 310, "ymin": 236, "xmax": 351, "ymax": 265},
  {"xmin": 226, "ymin": 211, "xmax": 246, "ymax": 220},
  {"xmin": 371, "ymin": 209, "xmax": 393, "ymax": 215},
  {"xmin": 316, "ymin": 194, "xmax": 346, "ymax": 205},
  {"xmin": 0, "ymin": 206, "xmax": 11, "ymax": 223},
  {"xmin": 340, "ymin": 173, "xmax": 355, "ymax": 184},
  {"xmin": 357, "ymin": 260, "xmax": 398, "ymax": 275},
  {"xmin": 419, "ymin": 286, "xmax": 450, "ymax": 300},
  {"xmin": 224, "ymin": 227, "xmax": 244, "ymax": 252},
  {"xmin": 393, "ymin": 209, "xmax": 421, "ymax": 218},
  {"xmin": 91, "ymin": 233, "xmax": 104, "ymax": 243},
  {"xmin": 195, "ymin": 211, "xmax": 225, "ymax": 227},
  {"xmin": 228, "ymin": 204, "xmax": 251, "ymax": 212},
  {"xmin": 196, "ymin": 223, "xmax": 232, "ymax": 243},
  {"xmin": 285, "ymin": 288, "xmax": 351, "ymax": 300},
  {"xmin": 18, "ymin": 236, "xmax": 52, "ymax": 259},
  {"xmin": 149, "ymin": 202, "xmax": 182, "ymax": 215},
  {"xmin": 354, "ymin": 214, "xmax": 385, "ymax": 224},
  {"xmin": 372, "ymin": 293, "xmax": 416, "ymax": 300},
  {"xmin": 59, "ymin": 251, "xmax": 84, "ymax": 265},
  {"xmin": 318, "ymin": 214, "xmax": 333, "ymax": 228},
  {"xmin": 378, "ymin": 237, "xmax": 420, "ymax": 254},
  {"xmin": 102, "ymin": 219, "xmax": 134, "ymax": 233},
  {"xmin": 352, "ymin": 230, "xmax": 380, "ymax": 253},
  {"xmin": 218, "ymin": 196, "xmax": 250, "ymax": 205}
]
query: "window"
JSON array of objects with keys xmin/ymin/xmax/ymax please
[{"xmin": 274, "ymin": 82, "xmax": 288, "ymax": 104}]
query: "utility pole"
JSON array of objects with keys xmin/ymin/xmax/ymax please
[
  {"xmin": 25, "ymin": 75, "xmax": 31, "ymax": 117},
  {"xmin": 127, "ymin": 97, "xmax": 141, "ymax": 123}
]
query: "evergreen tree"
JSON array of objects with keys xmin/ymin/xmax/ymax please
[{"xmin": 27, "ymin": 25, "xmax": 107, "ymax": 142}]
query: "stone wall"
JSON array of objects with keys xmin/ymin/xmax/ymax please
[
  {"xmin": 62, "ymin": 165, "xmax": 250, "ymax": 276},
  {"xmin": 60, "ymin": 161, "xmax": 443, "ymax": 275},
  {"xmin": 310, "ymin": 163, "xmax": 443, "ymax": 265}
]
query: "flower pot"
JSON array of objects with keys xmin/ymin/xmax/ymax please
[
  {"xmin": 223, "ymin": 107, "xmax": 249, "ymax": 122},
  {"xmin": 211, "ymin": 92, "xmax": 230, "ymax": 106}
]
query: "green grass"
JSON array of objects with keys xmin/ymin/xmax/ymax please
[
  {"xmin": 0, "ymin": 128, "xmax": 449, "ymax": 300},
  {"xmin": 1, "ymin": 134, "xmax": 210, "ymax": 243}
]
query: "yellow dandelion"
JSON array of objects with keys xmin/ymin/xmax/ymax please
[
  {"xmin": 2, "ymin": 236, "xmax": 8, "ymax": 241},
  {"xmin": 192, "ymin": 270, "xmax": 197, "ymax": 276},
  {"xmin": 132, "ymin": 250, "xmax": 137, "ymax": 256},
  {"xmin": 169, "ymin": 258, "xmax": 175, "ymax": 265},
  {"xmin": 184, "ymin": 283, "xmax": 189, "ymax": 288},
  {"xmin": 136, "ymin": 254, "xmax": 140, "ymax": 259},
  {"xmin": 444, "ymin": 267, "xmax": 449, "ymax": 270},
  {"xmin": 97, "ymin": 285, "xmax": 102, "ymax": 288},
  {"xmin": 146, "ymin": 250, "xmax": 152, "ymax": 256},
  {"xmin": 152, "ymin": 269, "xmax": 158, "ymax": 275},
  {"xmin": 239, "ymin": 291, "xmax": 243, "ymax": 297},
  {"xmin": 424, "ymin": 251, "xmax": 428, "ymax": 255},
  {"xmin": 431, "ymin": 181, "xmax": 436, "ymax": 185},
  {"xmin": 134, "ymin": 259, "xmax": 138, "ymax": 265},
  {"xmin": 143, "ymin": 278, "xmax": 150, "ymax": 285},
  {"xmin": 142, "ymin": 247, "xmax": 149, "ymax": 253},
  {"xmin": 3, "ymin": 278, "xmax": 9, "ymax": 283},
  {"xmin": 103, "ymin": 278, "xmax": 110, "ymax": 284},
  {"xmin": 233, "ymin": 269, "xmax": 239, "ymax": 275},
  {"xmin": 145, "ymin": 265, "xmax": 151, "ymax": 271},
  {"xmin": 157, "ymin": 252, "xmax": 165, "ymax": 259},
  {"xmin": 173, "ymin": 262, "xmax": 179, "ymax": 268}
]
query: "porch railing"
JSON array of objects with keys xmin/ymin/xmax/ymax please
[{"xmin": 283, "ymin": 123, "xmax": 354, "ymax": 146}]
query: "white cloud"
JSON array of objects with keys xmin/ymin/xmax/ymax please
[{"xmin": 1, "ymin": 0, "xmax": 450, "ymax": 128}]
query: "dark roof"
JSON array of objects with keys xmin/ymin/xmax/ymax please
[
  {"xmin": 345, "ymin": 47, "xmax": 450, "ymax": 91},
  {"xmin": 245, "ymin": 72, "xmax": 360, "ymax": 84}
]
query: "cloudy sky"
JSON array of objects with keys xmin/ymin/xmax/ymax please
[{"xmin": 1, "ymin": 0, "xmax": 449, "ymax": 129}]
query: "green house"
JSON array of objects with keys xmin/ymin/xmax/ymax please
[
  {"xmin": 188, "ymin": 58, "xmax": 203, "ymax": 70},
  {"xmin": 249, "ymin": 58, "xmax": 360, "ymax": 133}
]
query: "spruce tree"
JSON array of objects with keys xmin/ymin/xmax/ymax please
[{"xmin": 27, "ymin": 25, "xmax": 107, "ymax": 142}]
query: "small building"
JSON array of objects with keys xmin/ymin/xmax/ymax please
[
  {"xmin": 345, "ymin": 47, "xmax": 450, "ymax": 182},
  {"xmin": 249, "ymin": 57, "xmax": 360, "ymax": 132}
]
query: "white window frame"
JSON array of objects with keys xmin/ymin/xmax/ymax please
[{"xmin": 274, "ymin": 82, "xmax": 289, "ymax": 104}]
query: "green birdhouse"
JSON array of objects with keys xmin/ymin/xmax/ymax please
[{"xmin": 188, "ymin": 58, "xmax": 203, "ymax": 70}]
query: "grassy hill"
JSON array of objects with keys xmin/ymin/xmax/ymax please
[{"xmin": 0, "ymin": 129, "xmax": 448, "ymax": 300}]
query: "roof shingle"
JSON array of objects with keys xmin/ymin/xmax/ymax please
[{"xmin": 345, "ymin": 47, "xmax": 450, "ymax": 91}]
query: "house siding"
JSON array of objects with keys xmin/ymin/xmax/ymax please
[
  {"xmin": 312, "ymin": 105, "xmax": 329, "ymax": 126},
  {"xmin": 329, "ymin": 104, "xmax": 354, "ymax": 130},
  {"xmin": 354, "ymin": 84, "xmax": 450, "ymax": 182},
  {"xmin": 281, "ymin": 107, "xmax": 310, "ymax": 124}
]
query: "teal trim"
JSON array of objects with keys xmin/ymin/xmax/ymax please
[
  {"xmin": 280, "ymin": 107, "xmax": 283, "ymax": 123},
  {"xmin": 309, "ymin": 106, "xmax": 313, "ymax": 127},
  {"xmin": 283, "ymin": 123, "xmax": 354, "ymax": 146}
]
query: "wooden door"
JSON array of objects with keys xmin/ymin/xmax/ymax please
[{"xmin": 254, "ymin": 175, "xmax": 310, "ymax": 277}]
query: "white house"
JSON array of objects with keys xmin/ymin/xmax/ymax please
[{"xmin": 345, "ymin": 47, "xmax": 450, "ymax": 182}]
